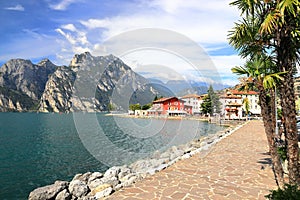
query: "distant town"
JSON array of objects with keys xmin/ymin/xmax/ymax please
[{"xmin": 128, "ymin": 89, "xmax": 260, "ymax": 120}]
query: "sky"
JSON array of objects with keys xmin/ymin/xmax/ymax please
[{"xmin": 0, "ymin": 0, "xmax": 244, "ymax": 86}]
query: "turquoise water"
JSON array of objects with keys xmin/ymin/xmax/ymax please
[{"xmin": 0, "ymin": 113, "xmax": 224, "ymax": 199}]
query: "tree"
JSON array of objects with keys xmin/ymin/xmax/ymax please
[
  {"xmin": 129, "ymin": 103, "xmax": 141, "ymax": 111},
  {"xmin": 201, "ymin": 85, "xmax": 221, "ymax": 115},
  {"xmin": 208, "ymin": 85, "xmax": 221, "ymax": 114},
  {"xmin": 108, "ymin": 103, "xmax": 116, "ymax": 112},
  {"xmin": 232, "ymin": 54, "xmax": 285, "ymax": 186},
  {"xmin": 229, "ymin": 0, "xmax": 300, "ymax": 184},
  {"xmin": 243, "ymin": 97, "xmax": 250, "ymax": 118},
  {"xmin": 201, "ymin": 94, "xmax": 212, "ymax": 115},
  {"xmin": 142, "ymin": 103, "xmax": 152, "ymax": 110}
]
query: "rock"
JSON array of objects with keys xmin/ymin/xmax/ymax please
[
  {"xmin": 100, "ymin": 176, "xmax": 120, "ymax": 188},
  {"xmin": 72, "ymin": 172, "xmax": 92, "ymax": 183},
  {"xmin": 169, "ymin": 149, "xmax": 184, "ymax": 161},
  {"xmin": 119, "ymin": 173, "xmax": 135, "ymax": 183},
  {"xmin": 94, "ymin": 187, "xmax": 113, "ymax": 199},
  {"xmin": 181, "ymin": 153, "xmax": 192, "ymax": 159},
  {"xmin": 89, "ymin": 183, "xmax": 113, "ymax": 199},
  {"xmin": 130, "ymin": 159, "xmax": 151, "ymax": 173},
  {"xmin": 88, "ymin": 178, "xmax": 103, "ymax": 190},
  {"xmin": 87, "ymin": 172, "xmax": 103, "ymax": 185},
  {"xmin": 88, "ymin": 176, "xmax": 119, "ymax": 190},
  {"xmin": 104, "ymin": 166, "xmax": 121, "ymax": 178},
  {"xmin": 28, "ymin": 181, "xmax": 68, "ymax": 200},
  {"xmin": 122, "ymin": 176, "xmax": 138, "ymax": 187},
  {"xmin": 55, "ymin": 189, "xmax": 71, "ymax": 200},
  {"xmin": 68, "ymin": 180, "xmax": 89, "ymax": 198},
  {"xmin": 117, "ymin": 166, "xmax": 131, "ymax": 179}
]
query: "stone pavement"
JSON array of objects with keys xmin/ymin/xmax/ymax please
[{"xmin": 107, "ymin": 121, "xmax": 278, "ymax": 200}]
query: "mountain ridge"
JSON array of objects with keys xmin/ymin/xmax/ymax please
[{"xmin": 0, "ymin": 52, "xmax": 173, "ymax": 112}]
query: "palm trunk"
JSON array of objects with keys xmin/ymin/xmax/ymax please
[
  {"xmin": 258, "ymin": 85, "xmax": 284, "ymax": 186},
  {"xmin": 278, "ymin": 74, "xmax": 299, "ymax": 184},
  {"xmin": 276, "ymin": 25, "xmax": 300, "ymax": 184}
]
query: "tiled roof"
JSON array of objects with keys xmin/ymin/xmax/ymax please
[
  {"xmin": 153, "ymin": 97, "xmax": 184, "ymax": 103},
  {"xmin": 181, "ymin": 94, "xmax": 202, "ymax": 99},
  {"xmin": 231, "ymin": 90, "xmax": 258, "ymax": 95}
]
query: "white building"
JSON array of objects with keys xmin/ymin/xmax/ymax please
[
  {"xmin": 231, "ymin": 90, "xmax": 261, "ymax": 116},
  {"xmin": 220, "ymin": 92, "xmax": 243, "ymax": 119},
  {"xmin": 180, "ymin": 94, "xmax": 203, "ymax": 115}
]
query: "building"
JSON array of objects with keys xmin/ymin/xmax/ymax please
[
  {"xmin": 180, "ymin": 94, "xmax": 203, "ymax": 115},
  {"xmin": 134, "ymin": 110, "xmax": 148, "ymax": 116},
  {"xmin": 231, "ymin": 90, "xmax": 261, "ymax": 116},
  {"xmin": 220, "ymin": 92, "xmax": 243, "ymax": 119},
  {"xmin": 148, "ymin": 97, "xmax": 190, "ymax": 116}
]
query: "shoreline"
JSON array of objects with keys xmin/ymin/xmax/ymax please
[
  {"xmin": 28, "ymin": 121, "xmax": 248, "ymax": 200},
  {"xmin": 105, "ymin": 113, "xmax": 247, "ymax": 126}
]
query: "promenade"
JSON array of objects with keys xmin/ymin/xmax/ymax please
[{"xmin": 107, "ymin": 120, "xmax": 277, "ymax": 200}]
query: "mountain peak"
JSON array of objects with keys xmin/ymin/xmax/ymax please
[{"xmin": 37, "ymin": 58, "xmax": 56, "ymax": 67}]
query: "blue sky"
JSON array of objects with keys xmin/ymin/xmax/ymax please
[{"xmin": 0, "ymin": 0, "xmax": 244, "ymax": 86}]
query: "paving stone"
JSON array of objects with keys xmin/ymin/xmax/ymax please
[{"xmin": 107, "ymin": 121, "xmax": 278, "ymax": 200}]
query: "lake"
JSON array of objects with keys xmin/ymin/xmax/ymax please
[{"xmin": 0, "ymin": 113, "xmax": 225, "ymax": 199}]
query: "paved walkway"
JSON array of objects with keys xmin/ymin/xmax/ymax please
[{"xmin": 107, "ymin": 121, "xmax": 278, "ymax": 200}]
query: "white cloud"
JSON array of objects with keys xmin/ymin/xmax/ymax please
[
  {"xmin": 61, "ymin": 24, "xmax": 77, "ymax": 32},
  {"xmin": 4, "ymin": 4, "xmax": 25, "ymax": 11},
  {"xmin": 56, "ymin": 28, "xmax": 77, "ymax": 45},
  {"xmin": 53, "ymin": 0, "xmax": 242, "ymax": 85},
  {"xmin": 80, "ymin": 19, "xmax": 111, "ymax": 30},
  {"xmin": 49, "ymin": 0, "xmax": 81, "ymax": 11},
  {"xmin": 77, "ymin": 0, "xmax": 239, "ymax": 46}
]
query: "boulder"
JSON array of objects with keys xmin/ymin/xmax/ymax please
[
  {"xmin": 117, "ymin": 166, "xmax": 131, "ymax": 179},
  {"xmin": 122, "ymin": 175, "xmax": 138, "ymax": 187},
  {"xmin": 28, "ymin": 181, "xmax": 68, "ymax": 200},
  {"xmin": 90, "ymin": 183, "xmax": 113, "ymax": 199},
  {"xmin": 69, "ymin": 180, "xmax": 89, "ymax": 198},
  {"xmin": 72, "ymin": 172, "xmax": 92, "ymax": 183},
  {"xmin": 94, "ymin": 187, "xmax": 113, "ymax": 199},
  {"xmin": 55, "ymin": 189, "xmax": 71, "ymax": 200},
  {"xmin": 100, "ymin": 176, "xmax": 120, "ymax": 188},
  {"xmin": 103, "ymin": 166, "xmax": 121, "ymax": 178},
  {"xmin": 87, "ymin": 172, "xmax": 103, "ymax": 183}
]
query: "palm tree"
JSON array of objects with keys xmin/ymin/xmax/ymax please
[
  {"xmin": 229, "ymin": 0, "xmax": 300, "ymax": 184},
  {"xmin": 232, "ymin": 55, "xmax": 285, "ymax": 186},
  {"xmin": 242, "ymin": 97, "xmax": 250, "ymax": 119}
]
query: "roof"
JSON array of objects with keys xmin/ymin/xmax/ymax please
[
  {"xmin": 230, "ymin": 90, "xmax": 258, "ymax": 95},
  {"xmin": 153, "ymin": 97, "xmax": 184, "ymax": 104},
  {"xmin": 181, "ymin": 94, "xmax": 202, "ymax": 99}
]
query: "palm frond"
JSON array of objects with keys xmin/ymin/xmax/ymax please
[
  {"xmin": 231, "ymin": 66, "xmax": 249, "ymax": 76},
  {"xmin": 230, "ymin": 0, "xmax": 260, "ymax": 16},
  {"xmin": 260, "ymin": 9, "xmax": 282, "ymax": 34},
  {"xmin": 278, "ymin": 0, "xmax": 299, "ymax": 17}
]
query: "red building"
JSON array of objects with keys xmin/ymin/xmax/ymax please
[{"xmin": 148, "ymin": 97, "xmax": 191, "ymax": 116}]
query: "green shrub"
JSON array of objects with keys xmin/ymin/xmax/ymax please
[
  {"xmin": 265, "ymin": 184, "xmax": 300, "ymax": 200},
  {"xmin": 277, "ymin": 146, "xmax": 287, "ymax": 161}
]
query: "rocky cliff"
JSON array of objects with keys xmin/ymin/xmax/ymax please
[
  {"xmin": 0, "ymin": 59, "xmax": 57, "ymax": 111},
  {"xmin": 0, "ymin": 52, "xmax": 171, "ymax": 112},
  {"xmin": 39, "ymin": 52, "xmax": 171, "ymax": 112}
]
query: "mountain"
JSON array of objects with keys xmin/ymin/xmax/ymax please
[
  {"xmin": 0, "ymin": 52, "xmax": 172, "ymax": 112},
  {"xmin": 0, "ymin": 59, "xmax": 57, "ymax": 111},
  {"xmin": 163, "ymin": 80, "xmax": 230, "ymax": 96}
]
